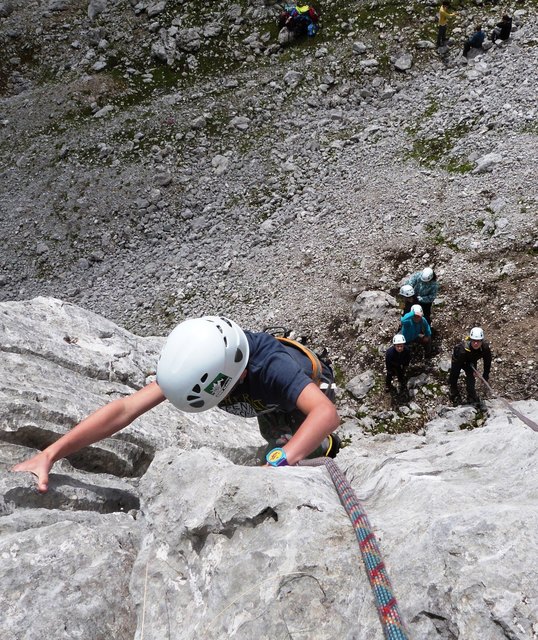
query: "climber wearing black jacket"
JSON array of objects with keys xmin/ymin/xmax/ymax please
[{"xmin": 449, "ymin": 327, "xmax": 492, "ymax": 404}]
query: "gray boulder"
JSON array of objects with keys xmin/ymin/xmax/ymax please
[
  {"xmin": 229, "ymin": 115, "xmax": 251, "ymax": 131},
  {"xmin": 212, "ymin": 154, "xmax": 230, "ymax": 175},
  {"xmin": 351, "ymin": 290, "xmax": 399, "ymax": 324},
  {"xmin": 352, "ymin": 41, "xmax": 368, "ymax": 54},
  {"xmin": 346, "ymin": 369, "xmax": 376, "ymax": 399},
  {"xmin": 88, "ymin": 0, "xmax": 107, "ymax": 20},
  {"xmin": 146, "ymin": 0, "xmax": 165, "ymax": 18},
  {"xmin": 176, "ymin": 28, "xmax": 202, "ymax": 52},
  {"xmin": 394, "ymin": 53, "xmax": 413, "ymax": 71},
  {"xmin": 472, "ymin": 152, "xmax": 503, "ymax": 174},
  {"xmin": 0, "ymin": 1, "xmax": 14, "ymax": 18},
  {"xmin": 278, "ymin": 26, "xmax": 294, "ymax": 46},
  {"xmin": 284, "ymin": 70, "xmax": 304, "ymax": 88}
]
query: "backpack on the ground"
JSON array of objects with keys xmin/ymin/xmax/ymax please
[{"xmin": 278, "ymin": 5, "xmax": 320, "ymax": 38}]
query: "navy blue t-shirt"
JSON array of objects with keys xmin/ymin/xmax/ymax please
[{"xmin": 218, "ymin": 331, "xmax": 314, "ymax": 418}]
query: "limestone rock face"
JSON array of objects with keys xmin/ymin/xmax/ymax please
[
  {"xmin": 0, "ymin": 510, "xmax": 140, "ymax": 640},
  {"xmin": 0, "ymin": 297, "xmax": 264, "ymax": 474},
  {"xmin": 134, "ymin": 447, "xmax": 368, "ymax": 639},
  {"xmin": 1, "ymin": 298, "xmax": 538, "ymax": 640}
]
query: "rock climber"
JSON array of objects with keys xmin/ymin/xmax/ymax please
[
  {"xmin": 398, "ymin": 284, "xmax": 418, "ymax": 316},
  {"xmin": 448, "ymin": 327, "xmax": 492, "ymax": 406},
  {"xmin": 12, "ymin": 316, "xmax": 341, "ymax": 492},
  {"xmin": 385, "ymin": 334, "xmax": 411, "ymax": 396},
  {"xmin": 400, "ymin": 304, "xmax": 432, "ymax": 357},
  {"xmin": 405, "ymin": 267, "xmax": 439, "ymax": 327}
]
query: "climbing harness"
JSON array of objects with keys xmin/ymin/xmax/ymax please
[
  {"xmin": 299, "ymin": 457, "xmax": 409, "ymax": 640},
  {"xmin": 264, "ymin": 326, "xmax": 336, "ymax": 395},
  {"xmin": 472, "ymin": 367, "xmax": 538, "ymax": 433}
]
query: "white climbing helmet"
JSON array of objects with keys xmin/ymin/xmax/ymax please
[
  {"xmin": 469, "ymin": 327, "xmax": 484, "ymax": 341},
  {"xmin": 399, "ymin": 284, "xmax": 415, "ymax": 298},
  {"xmin": 421, "ymin": 267, "xmax": 434, "ymax": 282},
  {"xmin": 157, "ymin": 316, "xmax": 249, "ymax": 413},
  {"xmin": 393, "ymin": 334, "xmax": 406, "ymax": 345},
  {"xmin": 411, "ymin": 304, "xmax": 424, "ymax": 316}
]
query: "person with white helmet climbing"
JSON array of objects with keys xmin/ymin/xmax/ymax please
[
  {"xmin": 400, "ymin": 304, "xmax": 432, "ymax": 356},
  {"xmin": 12, "ymin": 316, "xmax": 341, "ymax": 492},
  {"xmin": 398, "ymin": 283, "xmax": 418, "ymax": 316},
  {"xmin": 385, "ymin": 334, "xmax": 411, "ymax": 395},
  {"xmin": 448, "ymin": 327, "xmax": 492, "ymax": 406},
  {"xmin": 405, "ymin": 267, "xmax": 439, "ymax": 327}
]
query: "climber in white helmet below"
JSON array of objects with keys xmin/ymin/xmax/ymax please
[
  {"xmin": 448, "ymin": 327, "xmax": 492, "ymax": 407},
  {"xmin": 385, "ymin": 334, "xmax": 411, "ymax": 399},
  {"xmin": 405, "ymin": 266, "xmax": 439, "ymax": 328},
  {"xmin": 398, "ymin": 284, "xmax": 418, "ymax": 317},
  {"xmin": 12, "ymin": 317, "xmax": 341, "ymax": 492}
]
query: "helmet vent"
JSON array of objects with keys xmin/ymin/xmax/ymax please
[
  {"xmin": 192, "ymin": 384, "xmax": 201, "ymax": 393},
  {"xmin": 187, "ymin": 394, "xmax": 200, "ymax": 401},
  {"xmin": 200, "ymin": 373, "xmax": 208, "ymax": 383},
  {"xmin": 189, "ymin": 399, "xmax": 204, "ymax": 408},
  {"xmin": 234, "ymin": 348, "xmax": 244, "ymax": 363}
]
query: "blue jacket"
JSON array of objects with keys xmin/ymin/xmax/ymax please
[
  {"xmin": 469, "ymin": 30, "xmax": 486, "ymax": 47},
  {"xmin": 401, "ymin": 311, "xmax": 431, "ymax": 343},
  {"xmin": 407, "ymin": 272, "xmax": 439, "ymax": 304}
]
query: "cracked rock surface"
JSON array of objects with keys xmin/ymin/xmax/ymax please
[{"xmin": 1, "ymin": 297, "xmax": 537, "ymax": 639}]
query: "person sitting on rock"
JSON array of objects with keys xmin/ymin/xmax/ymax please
[
  {"xmin": 400, "ymin": 304, "xmax": 432, "ymax": 357},
  {"xmin": 491, "ymin": 14, "xmax": 512, "ymax": 43},
  {"xmin": 463, "ymin": 24, "xmax": 486, "ymax": 58},
  {"xmin": 398, "ymin": 284, "xmax": 418, "ymax": 316},
  {"xmin": 448, "ymin": 327, "xmax": 492, "ymax": 406},
  {"xmin": 12, "ymin": 317, "xmax": 340, "ymax": 492},
  {"xmin": 405, "ymin": 267, "xmax": 439, "ymax": 327},
  {"xmin": 385, "ymin": 334, "xmax": 411, "ymax": 395}
]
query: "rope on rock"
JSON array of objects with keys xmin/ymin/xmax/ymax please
[
  {"xmin": 299, "ymin": 457, "xmax": 409, "ymax": 640},
  {"xmin": 472, "ymin": 366, "xmax": 538, "ymax": 433}
]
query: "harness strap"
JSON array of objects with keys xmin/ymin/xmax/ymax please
[{"xmin": 276, "ymin": 336, "xmax": 323, "ymax": 386}]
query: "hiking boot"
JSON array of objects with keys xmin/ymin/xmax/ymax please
[
  {"xmin": 324, "ymin": 433, "xmax": 341, "ymax": 458},
  {"xmin": 467, "ymin": 394, "xmax": 483, "ymax": 408},
  {"xmin": 399, "ymin": 387, "xmax": 410, "ymax": 401},
  {"xmin": 449, "ymin": 388, "xmax": 461, "ymax": 405}
]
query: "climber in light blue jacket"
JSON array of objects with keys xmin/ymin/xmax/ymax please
[{"xmin": 406, "ymin": 267, "xmax": 439, "ymax": 326}]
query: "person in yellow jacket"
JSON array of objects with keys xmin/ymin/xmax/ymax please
[{"xmin": 437, "ymin": 1, "xmax": 455, "ymax": 48}]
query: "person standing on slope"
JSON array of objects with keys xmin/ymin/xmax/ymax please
[
  {"xmin": 437, "ymin": 1, "xmax": 456, "ymax": 48},
  {"xmin": 398, "ymin": 284, "xmax": 418, "ymax": 317},
  {"xmin": 385, "ymin": 334, "xmax": 411, "ymax": 396},
  {"xmin": 448, "ymin": 327, "xmax": 492, "ymax": 406}
]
